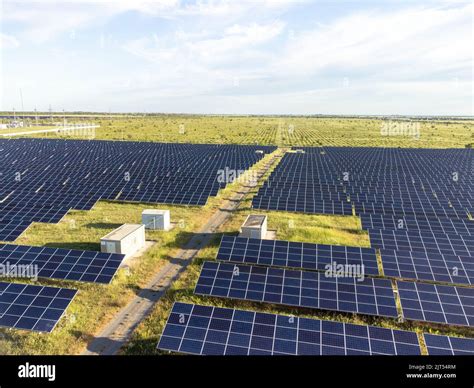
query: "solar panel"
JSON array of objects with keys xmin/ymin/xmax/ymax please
[
  {"xmin": 397, "ymin": 281, "xmax": 474, "ymax": 327},
  {"xmin": 157, "ymin": 302, "xmax": 421, "ymax": 355},
  {"xmin": 0, "ymin": 244, "xmax": 125, "ymax": 284},
  {"xmin": 195, "ymin": 261, "xmax": 398, "ymax": 318},
  {"xmin": 369, "ymin": 229, "xmax": 474, "ymax": 257},
  {"xmin": 0, "ymin": 282, "xmax": 77, "ymax": 332},
  {"xmin": 252, "ymin": 198, "xmax": 353, "ymax": 215},
  {"xmin": 360, "ymin": 214, "xmax": 474, "ymax": 236},
  {"xmin": 423, "ymin": 333, "xmax": 474, "ymax": 355},
  {"xmin": 216, "ymin": 235, "xmax": 379, "ymax": 275},
  {"xmin": 381, "ymin": 249, "xmax": 474, "ymax": 286},
  {"xmin": 0, "ymin": 219, "xmax": 31, "ymax": 241}
]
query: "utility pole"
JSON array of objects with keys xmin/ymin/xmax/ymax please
[{"xmin": 19, "ymin": 88, "xmax": 24, "ymax": 111}]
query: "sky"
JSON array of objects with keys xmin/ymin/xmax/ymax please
[{"xmin": 0, "ymin": 0, "xmax": 472, "ymax": 115}]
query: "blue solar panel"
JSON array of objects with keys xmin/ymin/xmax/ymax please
[
  {"xmin": 195, "ymin": 261, "xmax": 398, "ymax": 318},
  {"xmin": 397, "ymin": 281, "xmax": 474, "ymax": 327},
  {"xmin": 0, "ymin": 244, "xmax": 125, "ymax": 284},
  {"xmin": 381, "ymin": 249, "xmax": 474, "ymax": 285},
  {"xmin": 252, "ymin": 197, "xmax": 353, "ymax": 215},
  {"xmin": 157, "ymin": 302, "xmax": 421, "ymax": 355},
  {"xmin": 369, "ymin": 229, "xmax": 474, "ymax": 257},
  {"xmin": 216, "ymin": 235, "xmax": 379, "ymax": 275},
  {"xmin": 360, "ymin": 214, "xmax": 474, "ymax": 236},
  {"xmin": 0, "ymin": 282, "xmax": 77, "ymax": 332},
  {"xmin": 424, "ymin": 333, "xmax": 474, "ymax": 355},
  {"xmin": 0, "ymin": 219, "xmax": 31, "ymax": 241}
]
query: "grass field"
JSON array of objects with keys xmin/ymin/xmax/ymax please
[
  {"xmin": 0, "ymin": 115, "xmax": 472, "ymax": 355},
  {"xmin": 21, "ymin": 115, "xmax": 474, "ymax": 148}
]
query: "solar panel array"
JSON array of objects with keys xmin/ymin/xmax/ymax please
[
  {"xmin": 252, "ymin": 147, "xmax": 473, "ymax": 219},
  {"xmin": 423, "ymin": 333, "xmax": 474, "ymax": 355},
  {"xmin": 157, "ymin": 302, "xmax": 422, "ymax": 355},
  {"xmin": 251, "ymin": 147, "xmax": 474, "ymax": 290},
  {"xmin": 0, "ymin": 139, "xmax": 275, "ymax": 332},
  {"xmin": 216, "ymin": 235, "xmax": 379, "ymax": 275},
  {"xmin": 0, "ymin": 282, "xmax": 77, "ymax": 332},
  {"xmin": 195, "ymin": 261, "xmax": 398, "ymax": 318},
  {"xmin": 158, "ymin": 146, "xmax": 473, "ymax": 354},
  {"xmin": 397, "ymin": 281, "xmax": 474, "ymax": 327},
  {"xmin": 0, "ymin": 243, "xmax": 125, "ymax": 284},
  {"xmin": 0, "ymin": 139, "xmax": 275, "ymax": 241}
]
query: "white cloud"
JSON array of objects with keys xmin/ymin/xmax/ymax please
[
  {"xmin": 1, "ymin": 0, "xmax": 292, "ymax": 43},
  {"xmin": 274, "ymin": 4, "xmax": 473, "ymax": 78},
  {"xmin": 2, "ymin": 0, "xmax": 180, "ymax": 42},
  {"xmin": 1, "ymin": 1, "xmax": 472, "ymax": 114},
  {"xmin": 0, "ymin": 33, "xmax": 20, "ymax": 48},
  {"xmin": 123, "ymin": 20, "xmax": 285, "ymax": 67}
]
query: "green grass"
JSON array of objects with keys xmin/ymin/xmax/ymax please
[{"xmin": 26, "ymin": 115, "xmax": 474, "ymax": 148}]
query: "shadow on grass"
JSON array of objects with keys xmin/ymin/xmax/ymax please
[
  {"xmin": 85, "ymin": 222, "xmax": 124, "ymax": 230},
  {"xmin": 121, "ymin": 337, "xmax": 161, "ymax": 355},
  {"xmin": 71, "ymin": 330, "xmax": 95, "ymax": 343},
  {"xmin": 44, "ymin": 242, "xmax": 100, "ymax": 251},
  {"xmin": 84, "ymin": 335, "xmax": 130, "ymax": 355},
  {"xmin": 172, "ymin": 231, "xmax": 223, "ymax": 250}
]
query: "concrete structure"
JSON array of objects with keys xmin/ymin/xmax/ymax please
[
  {"xmin": 240, "ymin": 214, "xmax": 268, "ymax": 239},
  {"xmin": 142, "ymin": 209, "xmax": 171, "ymax": 230},
  {"xmin": 100, "ymin": 224, "xmax": 145, "ymax": 257}
]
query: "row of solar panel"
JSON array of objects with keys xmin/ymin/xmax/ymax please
[
  {"xmin": 368, "ymin": 229, "xmax": 474, "ymax": 257},
  {"xmin": 217, "ymin": 235, "xmax": 474, "ymax": 286},
  {"xmin": 360, "ymin": 214, "xmax": 474, "ymax": 236},
  {"xmin": 0, "ymin": 243, "xmax": 125, "ymax": 284},
  {"xmin": 195, "ymin": 261, "xmax": 474, "ymax": 327},
  {"xmin": 254, "ymin": 196, "xmax": 470, "ymax": 219},
  {"xmin": 157, "ymin": 302, "xmax": 474, "ymax": 355},
  {"xmin": 252, "ymin": 197, "xmax": 353, "ymax": 215},
  {"xmin": 257, "ymin": 186, "xmax": 473, "ymax": 203}
]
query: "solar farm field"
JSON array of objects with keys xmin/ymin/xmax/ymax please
[
  {"xmin": 0, "ymin": 116, "xmax": 472, "ymax": 358},
  {"xmin": 3, "ymin": 0, "xmax": 474, "ymax": 383}
]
